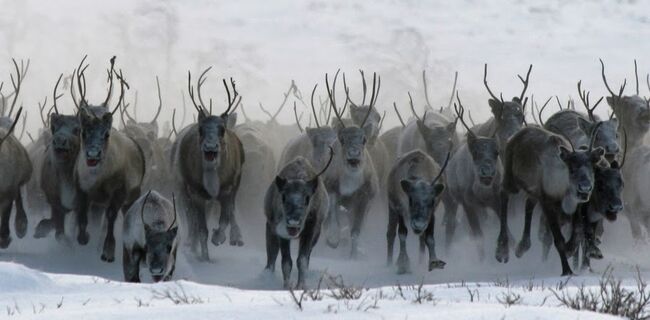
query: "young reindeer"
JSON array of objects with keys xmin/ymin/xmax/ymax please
[
  {"xmin": 0, "ymin": 107, "xmax": 30, "ymax": 249},
  {"xmin": 123, "ymin": 190, "xmax": 179, "ymax": 283},
  {"xmin": 171, "ymin": 67, "xmax": 244, "ymax": 261},
  {"xmin": 386, "ymin": 148, "xmax": 449, "ymax": 274},
  {"xmin": 323, "ymin": 70, "xmax": 379, "ymax": 258},
  {"xmin": 264, "ymin": 150, "xmax": 332, "ymax": 289},
  {"xmin": 34, "ymin": 75, "xmax": 82, "ymax": 241},
  {"xmin": 445, "ymin": 94, "xmax": 501, "ymax": 260},
  {"xmin": 500, "ymin": 125, "xmax": 605, "ymax": 276},
  {"xmin": 73, "ymin": 57, "xmax": 146, "ymax": 262}
]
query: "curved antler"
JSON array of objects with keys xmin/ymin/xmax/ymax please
[
  {"xmin": 599, "ymin": 58, "xmax": 626, "ymax": 99},
  {"xmin": 293, "ymin": 102, "xmax": 304, "ymax": 133},
  {"xmin": 393, "ymin": 102, "xmax": 405, "ymax": 127},
  {"xmin": 0, "ymin": 107, "xmax": 23, "ymax": 148},
  {"xmin": 314, "ymin": 146, "xmax": 334, "ymax": 179},
  {"xmin": 310, "ymin": 84, "xmax": 320, "ymax": 128},
  {"xmin": 325, "ymin": 70, "xmax": 346, "ymax": 128},
  {"xmin": 168, "ymin": 193, "xmax": 178, "ymax": 232},
  {"xmin": 483, "ymin": 64, "xmax": 502, "ymax": 102},
  {"xmin": 577, "ymin": 80, "xmax": 604, "ymax": 122},
  {"xmin": 453, "ymin": 92, "xmax": 476, "ymax": 138},
  {"xmin": 432, "ymin": 147, "xmax": 452, "ymax": 185},
  {"xmin": 140, "ymin": 190, "xmax": 152, "ymax": 225},
  {"xmin": 150, "ymin": 76, "xmax": 163, "ymax": 124},
  {"xmin": 588, "ymin": 121, "xmax": 604, "ymax": 152}
]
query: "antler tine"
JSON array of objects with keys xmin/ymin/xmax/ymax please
[
  {"xmin": 342, "ymin": 72, "xmax": 358, "ymax": 109},
  {"xmin": 168, "ymin": 193, "xmax": 178, "ymax": 232},
  {"xmin": 75, "ymin": 55, "xmax": 89, "ymax": 107},
  {"xmin": 258, "ymin": 102, "xmax": 274, "ymax": 119},
  {"xmin": 310, "ymin": 84, "xmax": 321, "ymax": 128},
  {"xmin": 577, "ymin": 80, "xmax": 604, "ymax": 122},
  {"xmin": 151, "ymin": 76, "xmax": 163, "ymax": 123},
  {"xmin": 634, "ymin": 59, "xmax": 640, "ymax": 96},
  {"xmin": 18, "ymin": 110, "xmax": 26, "ymax": 141},
  {"xmin": 378, "ymin": 110, "xmax": 386, "ymax": 132},
  {"xmin": 555, "ymin": 96, "xmax": 566, "ymax": 110},
  {"xmin": 446, "ymin": 71, "xmax": 459, "ymax": 110},
  {"xmin": 269, "ymin": 80, "xmax": 295, "ymax": 121},
  {"xmin": 588, "ymin": 121, "xmax": 604, "ymax": 152},
  {"xmin": 407, "ymin": 92, "xmax": 422, "ymax": 122},
  {"xmin": 140, "ymin": 190, "xmax": 152, "ymax": 225},
  {"xmin": 620, "ymin": 128, "xmax": 628, "ymax": 168},
  {"xmin": 368, "ymin": 72, "xmax": 381, "ymax": 109},
  {"xmin": 393, "ymin": 102, "xmax": 405, "ymax": 127},
  {"xmin": 0, "ymin": 107, "xmax": 23, "ymax": 147},
  {"xmin": 600, "ymin": 58, "xmax": 627, "ymax": 99},
  {"xmin": 422, "ymin": 70, "xmax": 433, "ymax": 109},
  {"xmin": 325, "ymin": 70, "xmax": 345, "ymax": 127},
  {"xmin": 517, "ymin": 64, "xmax": 533, "ymax": 102},
  {"xmin": 196, "ymin": 66, "xmax": 212, "ymax": 113},
  {"xmin": 7, "ymin": 58, "xmax": 24, "ymax": 117},
  {"xmin": 52, "ymin": 73, "xmax": 63, "ymax": 115},
  {"xmin": 483, "ymin": 64, "xmax": 502, "ymax": 102},
  {"xmin": 38, "ymin": 96, "xmax": 48, "ymax": 127},
  {"xmin": 453, "ymin": 92, "xmax": 475, "ymax": 137},
  {"xmin": 537, "ymin": 96, "xmax": 552, "ymax": 126},
  {"xmin": 102, "ymin": 56, "xmax": 116, "ymax": 107},
  {"xmin": 186, "ymin": 70, "xmax": 205, "ymax": 116},
  {"xmin": 111, "ymin": 69, "xmax": 129, "ymax": 115},
  {"xmin": 169, "ymin": 108, "xmax": 178, "ymax": 139},
  {"xmin": 359, "ymin": 70, "xmax": 368, "ymax": 105},
  {"xmin": 314, "ymin": 146, "xmax": 334, "ymax": 179},
  {"xmin": 293, "ymin": 102, "xmax": 303, "ymax": 133},
  {"xmin": 432, "ymin": 147, "xmax": 452, "ymax": 185},
  {"xmin": 221, "ymin": 77, "xmax": 240, "ymax": 116}
]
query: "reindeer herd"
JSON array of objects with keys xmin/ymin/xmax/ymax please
[{"xmin": 0, "ymin": 55, "xmax": 645, "ymax": 289}]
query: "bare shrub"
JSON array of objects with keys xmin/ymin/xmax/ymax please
[
  {"xmin": 149, "ymin": 283, "xmax": 206, "ymax": 305},
  {"xmin": 497, "ymin": 290, "xmax": 522, "ymax": 307}
]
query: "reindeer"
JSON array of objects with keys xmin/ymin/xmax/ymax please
[
  {"xmin": 386, "ymin": 148, "xmax": 449, "ymax": 274},
  {"xmin": 500, "ymin": 125, "xmax": 604, "ymax": 275},
  {"xmin": 34, "ymin": 75, "xmax": 82, "ymax": 241},
  {"xmin": 322, "ymin": 71, "xmax": 379, "ymax": 258},
  {"xmin": 600, "ymin": 59, "xmax": 650, "ymax": 240},
  {"xmin": 444, "ymin": 94, "xmax": 501, "ymax": 260},
  {"xmin": 379, "ymin": 103, "xmax": 408, "ymax": 165},
  {"xmin": 123, "ymin": 190, "xmax": 179, "ymax": 283},
  {"xmin": 264, "ymin": 150, "xmax": 332, "ymax": 289},
  {"xmin": 73, "ymin": 56, "xmax": 146, "ymax": 262},
  {"xmin": 0, "ymin": 59, "xmax": 29, "ymax": 130},
  {"xmin": 171, "ymin": 67, "xmax": 244, "ymax": 261}
]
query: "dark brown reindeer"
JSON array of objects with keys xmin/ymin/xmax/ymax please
[
  {"xmin": 171, "ymin": 67, "xmax": 244, "ymax": 261},
  {"xmin": 73, "ymin": 56, "xmax": 146, "ymax": 262}
]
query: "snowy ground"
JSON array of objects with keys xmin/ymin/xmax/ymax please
[
  {"xmin": 1, "ymin": 0, "xmax": 650, "ymax": 319},
  {"xmin": 0, "ymin": 261, "xmax": 637, "ymax": 319}
]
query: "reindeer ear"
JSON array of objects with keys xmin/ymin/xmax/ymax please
[
  {"xmin": 198, "ymin": 111, "xmax": 207, "ymax": 122},
  {"xmin": 362, "ymin": 123, "xmax": 373, "ymax": 141},
  {"xmin": 591, "ymin": 147, "xmax": 605, "ymax": 163},
  {"xmin": 49, "ymin": 114, "xmax": 61, "ymax": 128},
  {"xmin": 559, "ymin": 145, "xmax": 572, "ymax": 161},
  {"xmin": 432, "ymin": 183, "xmax": 445, "ymax": 197},
  {"xmin": 400, "ymin": 180, "xmax": 413, "ymax": 193},
  {"xmin": 275, "ymin": 176, "xmax": 287, "ymax": 190},
  {"xmin": 488, "ymin": 99, "xmax": 503, "ymax": 117},
  {"xmin": 102, "ymin": 112, "xmax": 113, "ymax": 125},
  {"xmin": 576, "ymin": 118, "xmax": 593, "ymax": 135}
]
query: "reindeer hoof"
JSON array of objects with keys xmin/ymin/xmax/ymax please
[
  {"xmin": 587, "ymin": 246, "xmax": 603, "ymax": 260},
  {"xmin": 428, "ymin": 259, "xmax": 446, "ymax": 271},
  {"xmin": 0, "ymin": 236, "xmax": 11, "ymax": 249},
  {"xmin": 396, "ymin": 255, "xmax": 411, "ymax": 275},
  {"xmin": 561, "ymin": 270, "xmax": 574, "ymax": 277},
  {"xmin": 101, "ymin": 251, "xmax": 115, "ymax": 263},
  {"xmin": 515, "ymin": 239, "xmax": 531, "ymax": 258},
  {"xmin": 211, "ymin": 229, "xmax": 227, "ymax": 246},
  {"xmin": 77, "ymin": 231, "xmax": 89, "ymax": 245},
  {"xmin": 15, "ymin": 215, "xmax": 27, "ymax": 239},
  {"xmin": 34, "ymin": 219, "xmax": 54, "ymax": 239},
  {"xmin": 55, "ymin": 233, "xmax": 72, "ymax": 247},
  {"xmin": 229, "ymin": 228, "xmax": 244, "ymax": 247},
  {"xmin": 495, "ymin": 246, "xmax": 509, "ymax": 263}
]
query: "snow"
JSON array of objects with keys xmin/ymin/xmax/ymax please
[
  {"xmin": 0, "ymin": 262, "xmax": 626, "ymax": 319},
  {"xmin": 0, "ymin": 0, "xmax": 650, "ymax": 319}
]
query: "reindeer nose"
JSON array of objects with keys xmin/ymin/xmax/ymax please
[
  {"xmin": 411, "ymin": 220, "xmax": 427, "ymax": 232},
  {"xmin": 479, "ymin": 165, "xmax": 494, "ymax": 177},
  {"xmin": 287, "ymin": 218, "xmax": 300, "ymax": 227},
  {"xmin": 150, "ymin": 267, "xmax": 164, "ymax": 275},
  {"xmin": 577, "ymin": 183, "xmax": 593, "ymax": 193},
  {"xmin": 86, "ymin": 150, "xmax": 101, "ymax": 159},
  {"xmin": 53, "ymin": 136, "xmax": 67, "ymax": 148},
  {"xmin": 608, "ymin": 202, "xmax": 623, "ymax": 213}
]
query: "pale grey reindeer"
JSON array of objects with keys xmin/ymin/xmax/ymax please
[
  {"xmin": 500, "ymin": 125, "xmax": 605, "ymax": 275},
  {"xmin": 445, "ymin": 94, "xmax": 501, "ymax": 260},
  {"xmin": 386, "ymin": 149, "xmax": 449, "ymax": 274},
  {"xmin": 600, "ymin": 59, "xmax": 650, "ymax": 240},
  {"xmin": 323, "ymin": 70, "xmax": 378, "ymax": 258},
  {"xmin": 34, "ymin": 75, "xmax": 83, "ymax": 241},
  {"xmin": 123, "ymin": 190, "xmax": 179, "ymax": 283},
  {"xmin": 73, "ymin": 57, "xmax": 146, "ymax": 262},
  {"xmin": 378, "ymin": 102, "xmax": 406, "ymax": 166},
  {"xmin": 0, "ymin": 107, "xmax": 30, "ymax": 249},
  {"xmin": 25, "ymin": 94, "xmax": 56, "ymax": 217},
  {"xmin": 0, "ymin": 59, "xmax": 29, "ymax": 130},
  {"xmin": 264, "ymin": 150, "xmax": 332, "ymax": 289},
  {"xmin": 343, "ymin": 71, "xmax": 390, "ymax": 190},
  {"xmin": 171, "ymin": 67, "xmax": 244, "ymax": 261}
]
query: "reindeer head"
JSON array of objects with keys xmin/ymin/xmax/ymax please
[
  {"xmin": 50, "ymin": 114, "xmax": 80, "ymax": 161},
  {"xmin": 400, "ymin": 153, "xmax": 449, "ymax": 235},
  {"xmin": 140, "ymin": 191, "xmax": 178, "ymax": 283},
  {"xmin": 306, "ymin": 126, "xmax": 337, "ymax": 167},
  {"xmin": 345, "ymin": 71, "xmax": 383, "ymax": 146},
  {"xmin": 592, "ymin": 161, "xmax": 624, "ymax": 221},
  {"xmin": 575, "ymin": 80, "xmax": 621, "ymax": 163}
]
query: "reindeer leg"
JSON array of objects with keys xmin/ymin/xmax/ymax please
[
  {"xmin": 565, "ymin": 204, "xmax": 586, "ymax": 257},
  {"xmin": 296, "ymin": 218, "xmax": 316, "ymax": 289},
  {"xmin": 349, "ymin": 194, "xmax": 370, "ymax": 259},
  {"xmin": 442, "ymin": 193, "xmax": 458, "ymax": 253},
  {"xmin": 279, "ymin": 238, "xmax": 292, "ymax": 289},
  {"xmin": 101, "ymin": 193, "xmax": 124, "ymax": 263},
  {"xmin": 14, "ymin": 190, "xmax": 27, "ymax": 239},
  {"xmin": 543, "ymin": 201, "xmax": 573, "ymax": 276},
  {"xmin": 464, "ymin": 203, "xmax": 485, "ymax": 261},
  {"xmin": 395, "ymin": 215, "xmax": 410, "ymax": 274},
  {"xmin": 195, "ymin": 200, "xmax": 210, "ymax": 261},
  {"xmin": 425, "ymin": 210, "xmax": 445, "ymax": 271},
  {"xmin": 75, "ymin": 192, "xmax": 90, "ymax": 245},
  {"xmin": 0, "ymin": 198, "xmax": 13, "ymax": 249},
  {"xmin": 123, "ymin": 245, "xmax": 142, "ymax": 283},
  {"xmin": 265, "ymin": 222, "xmax": 279, "ymax": 272},
  {"xmin": 495, "ymin": 191, "xmax": 510, "ymax": 263},
  {"xmin": 516, "ymin": 198, "xmax": 536, "ymax": 258},
  {"xmin": 386, "ymin": 199, "xmax": 399, "ymax": 266},
  {"xmin": 325, "ymin": 192, "xmax": 340, "ymax": 249},
  {"xmin": 52, "ymin": 205, "xmax": 68, "ymax": 243},
  {"xmin": 222, "ymin": 194, "xmax": 243, "ymax": 247}
]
